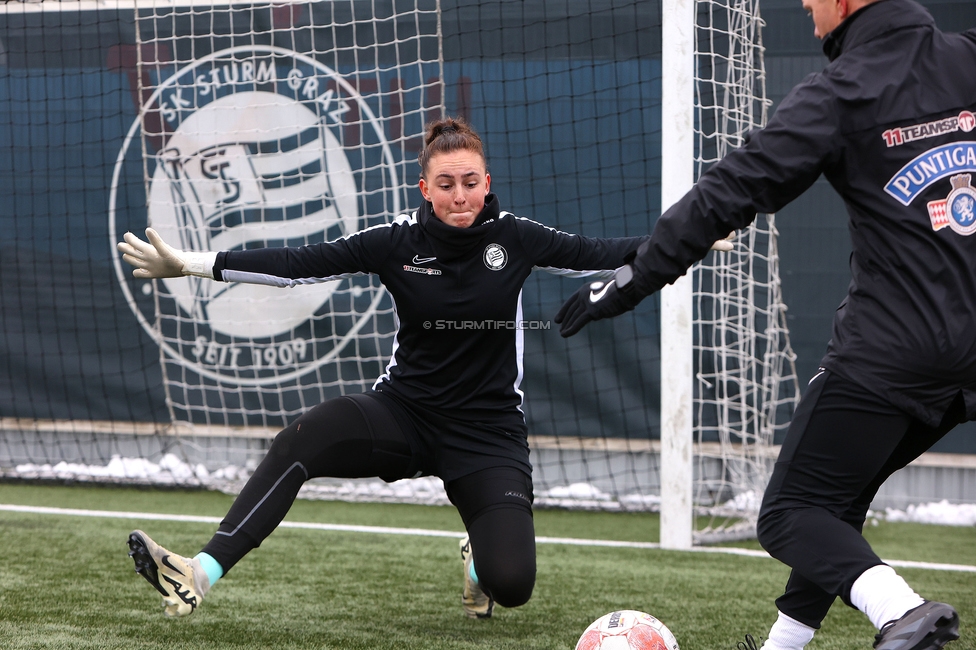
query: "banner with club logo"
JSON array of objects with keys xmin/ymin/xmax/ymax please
[{"xmin": 109, "ymin": 2, "xmax": 442, "ymax": 428}]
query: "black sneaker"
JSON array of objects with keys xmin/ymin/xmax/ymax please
[{"xmin": 874, "ymin": 601, "xmax": 959, "ymax": 650}]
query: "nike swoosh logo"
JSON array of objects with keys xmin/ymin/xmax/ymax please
[
  {"xmin": 161, "ymin": 554, "xmax": 186, "ymax": 576},
  {"xmin": 412, "ymin": 255, "xmax": 437, "ymax": 264},
  {"xmin": 589, "ymin": 281, "xmax": 614, "ymax": 303}
]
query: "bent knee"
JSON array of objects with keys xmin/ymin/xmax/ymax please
[
  {"xmin": 482, "ymin": 565, "xmax": 536, "ymax": 608},
  {"xmin": 756, "ymin": 506, "xmax": 784, "ymax": 552},
  {"xmin": 757, "ymin": 503, "xmax": 814, "ymax": 558},
  {"xmin": 267, "ymin": 421, "xmax": 305, "ymax": 461},
  {"xmin": 487, "ymin": 576, "xmax": 535, "ymax": 608}
]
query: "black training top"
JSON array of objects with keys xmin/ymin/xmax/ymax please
[
  {"xmin": 627, "ymin": 0, "xmax": 976, "ymax": 426},
  {"xmin": 214, "ymin": 194, "xmax": 648, "ymax": 436}
]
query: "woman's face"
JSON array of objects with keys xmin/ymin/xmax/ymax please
[{"xmin": 419, "ymin": 149, "xmax": 491, "ymax": 228}]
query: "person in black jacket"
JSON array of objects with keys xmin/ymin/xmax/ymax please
[
  {"xmin": 117, "ymin": 116, "xmax": 667, "ymax": 620},
  {"xmin": 557, "ymin": 1, "xmax": 973, "ymax": 649}
]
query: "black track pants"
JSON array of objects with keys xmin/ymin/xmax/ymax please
[{"xmin": 756, "ymin": 370, "xmax": 964, "ymax": 628}]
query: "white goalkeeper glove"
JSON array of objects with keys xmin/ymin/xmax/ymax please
[
  {"xmin": 711, "ymin": 232, "xmax": 735, "ymax": 252},
  {"xmin": 117, "ymin": 228, "xmax": 216, "ymax": 279}
]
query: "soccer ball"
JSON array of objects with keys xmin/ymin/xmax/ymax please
[{"xmin": 575, "ymin": 610, "xmax": 680, "ymax": 650}]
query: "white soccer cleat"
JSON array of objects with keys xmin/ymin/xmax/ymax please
[
  {"xmin": 459, "ymin": 536, "xmax": 494, "ymax": 619},
  {"xmin": 127, "ymin": 530, "xmax": 210, "ymax": 617}
]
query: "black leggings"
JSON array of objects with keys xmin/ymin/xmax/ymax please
[
  {"xmin": 446, "ymin": 465, "xmax": 536, "ymax": 607},
  {"xmin": 201, "ymin": 392, "xmax": 536, "ymax": 608},
  {"xmin": 756, "ymin": 370, "xmax": 964, "ymax": 628}
]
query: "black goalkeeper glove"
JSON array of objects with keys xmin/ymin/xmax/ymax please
[{"xmin": 555, "ymin": 264, "xmax": 643, "ymax": 337}]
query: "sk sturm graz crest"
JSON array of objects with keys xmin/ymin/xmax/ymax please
[{"xmin": 110, "ymin": 46, "xmax": 402, "ymax": 405}]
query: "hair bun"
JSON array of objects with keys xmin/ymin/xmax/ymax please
[
  {"xmin": 418, "ymin": 116, "xmax": 485, "ymax": 177},
  {"xmin": 426, "ymin": 121, "xmax": 459, "ymax": 146}
]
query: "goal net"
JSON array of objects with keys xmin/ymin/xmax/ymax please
[
  {"xmin": 0, "ymin": 0, "xmax": 797, "ymax": 543},
  {"xmin": 690, "ymin": 0, "xmax": 800, "ymax": 542}
]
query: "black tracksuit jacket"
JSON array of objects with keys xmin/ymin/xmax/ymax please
[
  {"xmin": 629, "ymin": 0, "xmax": 976, "ymax": 426},
  {"xmin": 214, "ymin": 194, "xmax": 647, "ymax": 436}
]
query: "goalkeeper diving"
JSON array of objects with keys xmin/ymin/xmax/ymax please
[{"xmin": 119, "ymin": 115, "xmax": 735, "ymax": 621}]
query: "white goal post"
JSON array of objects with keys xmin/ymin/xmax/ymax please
[
  {"xmin": 660, "ymin": 0, "xmax": 696, "ymax": 550},
  {"xmin": 661, "ymin": 0, "xmax": 800, "ymax": 547}
]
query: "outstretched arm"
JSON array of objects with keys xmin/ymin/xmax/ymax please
[
  {"xmin": 554, "ymin": 235, "xmax": 733, "ymax": 337},
  {"xmin": 118, "ymin": 228, "xmax": 217, "ymax": 280},
  {"xmin": 119, "ymin": 226, "xmax": 382, "ymax": 287},
  {"xmin": 555, "ymin": 72, "xmax": 839, "ymax": 337}
]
